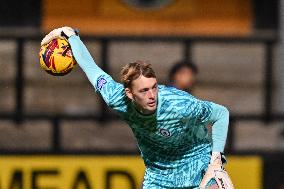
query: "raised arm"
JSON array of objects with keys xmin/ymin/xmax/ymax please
[
  {"xmin": 68, "ymin": 35, "xmax": 126, "ymax": 110},
  {"xmin": 41, "ymin": 27, "xmax": 126, "ymax": 111},
  {"xmin": 68, "ymin": 35, "xmax": 110, "ymax": 88}
]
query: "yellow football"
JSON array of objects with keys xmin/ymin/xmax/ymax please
[{"xmin": 39, "ymin": 38, "xmax": 76, "ymax": 76}]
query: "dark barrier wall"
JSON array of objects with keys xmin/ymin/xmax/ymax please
[
  {"xmin": 264, "ymin": 154, "xmax": 284, "ymax": 189},
  {"xmin": 0, "ymin": 0, "xmax": 41, "ymax": 27}
]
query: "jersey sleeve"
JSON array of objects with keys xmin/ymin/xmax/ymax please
[
  {"xmin": 208, "ymin": 103, "xmax": 229, "ymax": 153},
  {"xmin": 68, "ymin": 35, "xmax": 127, "ymax": 113},
  {"xmin": 183, "ymin": 96, "xmax": 229, "ymax": 153}
]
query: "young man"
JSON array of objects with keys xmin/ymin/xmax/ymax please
[
  {"xmin": 169, "ymin": 61, "xmax": 198, "ymax": 93},
  {"xmin": 41, "ymin": 27, "xmax": 234, "ymax": 189}
]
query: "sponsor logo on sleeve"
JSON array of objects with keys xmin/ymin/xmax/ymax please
[{"xmin": 97, "ymin": 77, "xmax": 107, "ymax": 90}]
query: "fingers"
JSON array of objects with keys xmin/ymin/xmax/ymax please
[
  {"xmin": 41, "ymin": 27, "xmax": 73, "ymax": 46},
  {"xmin": 200, "ymin": 164, "xmax": 233, "ymax": 189},
  {"xmin": 215, "ymin": 170, "xmax": 234, "ymax": 189},
  {"xmin": 41, "ymin": 28, "xmax": 61, "ymax": 46}
]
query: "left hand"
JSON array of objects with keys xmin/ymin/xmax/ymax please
[{"xmin": 199, "ymin": 152, "xmax": 234, "ymax": 189}]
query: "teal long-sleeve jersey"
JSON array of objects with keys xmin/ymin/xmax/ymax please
[{"xmin": 69, "ymin": 36, "xmax": 229, "ymax": 188}]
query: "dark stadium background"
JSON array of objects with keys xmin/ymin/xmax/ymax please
[{"xmin": 0, "ymin": 0, "xmax": 283, "ymax": 188}]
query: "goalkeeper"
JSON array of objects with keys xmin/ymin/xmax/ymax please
[{"xmin": 41, "ymin": 27, "xmax": 234, "ymax": 189}]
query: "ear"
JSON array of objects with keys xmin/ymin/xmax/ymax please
[{"xmin": 125, "ymin": 87, "xmax": 134, "ymax": 100}]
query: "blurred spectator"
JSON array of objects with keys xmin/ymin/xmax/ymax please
[
  {"xmin": 168, "ymin": 61, "xmax": 198, "ymax": 93},
  {"xmin": 169, "ymin": 61, "xmax": 213, "ymax": 139},
  {"xmin": 169, "ymin": 61, "xmax": 213, "ymax": 140}
]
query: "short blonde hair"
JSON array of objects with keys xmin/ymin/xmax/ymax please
[{"xmin": 121, "ymin": 60, "xmax": 156, "ymax": 88}]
